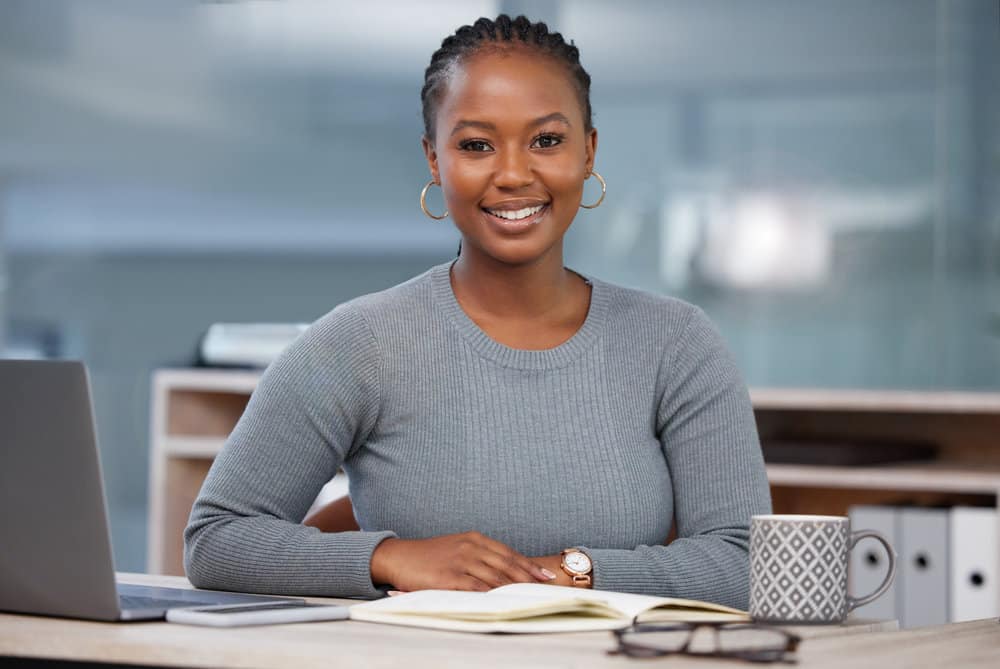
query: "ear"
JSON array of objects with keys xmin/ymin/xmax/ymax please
[
  {"xmin": 422, "ymin": 135, "xmax": 441, "ymax": 184},
  {"xmin": 584, "ymin": 128, "xmax": 598, "ymax": 175}
]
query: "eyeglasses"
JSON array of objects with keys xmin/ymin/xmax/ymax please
[{"xmin": 609, "ymin": 621, "xmax": 801, "ymax": 664}]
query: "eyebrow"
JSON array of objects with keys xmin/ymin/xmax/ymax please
[{"xmin": 449, "ymin": 112, "xmax": 572, "ymax": 137}]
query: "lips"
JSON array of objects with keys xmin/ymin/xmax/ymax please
[
  {"xmin": 481, "ymin": 203, "xmax": 549, "ymax": 233},
  {"xmin": 485, "ymin": 204, "xmax": 545, "ymax": 220},
  {"xmin": 482, "ymin": 200, "xmax": 549, "ymax": 234}
]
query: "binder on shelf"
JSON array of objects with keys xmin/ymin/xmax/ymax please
[
  {"xmin": 949, "ymin": 506, "xmax": 998, "ymax": 622},
  {"xmin": 848, "ymin": 505, "xmax": 898, "ymax": 622},
  {"xmin": 898, "ymin": 507, "xmax": 949, "ymax": 629}
]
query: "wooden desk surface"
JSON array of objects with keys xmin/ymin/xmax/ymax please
[{"xmin": 1, "ymin": 574, "xmax": 996, "ymax": 669}]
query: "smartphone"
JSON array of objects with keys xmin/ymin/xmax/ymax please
[{"xmin": 165, "ymin": 600, "xmax": 350, "ymax": 627}]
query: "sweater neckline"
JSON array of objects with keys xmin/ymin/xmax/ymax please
[{"xmin": 430, "ymin": 261, "xmax": 608, "ymax": 371}]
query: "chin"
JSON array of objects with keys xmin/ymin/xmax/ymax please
[{"xmin": 472, "ymin": 240, "xmax": 561, "ymax": 268}]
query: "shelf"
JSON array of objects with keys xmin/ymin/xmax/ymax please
[
  {"xmin": 153, "ymin": 368, "xmax": 263, "ymax": 394},
  {"xmin": 751, "ymin": 388, "xmax": 1000, "ymax": 414},
  {"xmin": 766, "ymin": 463, "xmax": 1000, "ymax": 495}
]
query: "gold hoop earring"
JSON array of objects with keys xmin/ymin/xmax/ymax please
[
  {"xmin": 420, "ymin": 180, "xmax": 449, "ymax": 220},
  {"xmin": 580, "ymin": 171, "xmax": 606, "ymax": 209}
]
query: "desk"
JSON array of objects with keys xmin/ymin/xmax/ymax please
[{"xmin": 1, "ymin": 574, "xmax": 996, "ymax": 669}]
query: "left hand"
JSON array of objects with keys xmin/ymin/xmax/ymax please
[{"xmin": 391, "ymin": 555, "xmax": 588, "ymax": 590}]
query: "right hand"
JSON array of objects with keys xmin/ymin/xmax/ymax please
[{"xmin": 369, "ymin": 532, "xmax": 557, "ymax": 592}]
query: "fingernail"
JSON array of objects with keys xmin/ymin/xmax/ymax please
[
  {"xmin": 540, "ymin": 569, "xmax": 558, "ymax": 580},
  {"xmin": 387, "ymin": 590, "xmax": 405, "ymax": 596}
]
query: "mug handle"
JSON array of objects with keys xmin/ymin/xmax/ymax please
[{"xmin": 847, "ymin": 529, "xmax": 897, "ymax": 612}]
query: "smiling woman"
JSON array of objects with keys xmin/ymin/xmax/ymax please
[
  {"xmin": 183, "ymin": 14, "xmax": 771, "ymax": 607},
  {"xmin": 425, "ymin": 45, "xmax": 597, "ymax": 351}
]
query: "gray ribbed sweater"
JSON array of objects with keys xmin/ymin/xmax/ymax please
[{"xmin": 184, "ymin": 262, "xmax": 771, "ymax": 608}]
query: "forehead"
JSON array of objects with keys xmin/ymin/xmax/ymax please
[{"xmin": 435, "ymin": 49, "xmax": 582, "ymax": 132}]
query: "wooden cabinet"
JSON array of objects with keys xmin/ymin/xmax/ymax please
[
  {"xmin": 148, "ymin": 369, "xmax": 1000, "ymax": 607},
  {"xmin": 146, "ymin": 368, "xmax": 347, "ymax": 575},
  {"xmin": 754, "ymin": 389, "xmax": 1000, "ymax": 515}
]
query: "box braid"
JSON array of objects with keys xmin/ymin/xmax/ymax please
[{"xmin": 421, "ymin": 14, "xmax": 593, "ymax": 143}]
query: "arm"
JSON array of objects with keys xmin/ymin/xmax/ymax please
[
  {"xmin": 184, "ymin": 304, "xmax": 395, "ymax": 598},
  {"xmin": 581, "ymin": 307, "xmax": 772, "ymax": 608},
  {"xmin": 185, "ymin": 303, "xmax": 555, "ymax": 596}
]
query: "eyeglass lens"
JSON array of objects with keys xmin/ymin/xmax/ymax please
[{"xmin": 619, "ymin": 625, "xmax": 793, "ymax": 659}]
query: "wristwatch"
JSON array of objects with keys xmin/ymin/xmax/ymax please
[{"xmin": 560, "ymin": 548, "xmax": 593, "ymax": 587}]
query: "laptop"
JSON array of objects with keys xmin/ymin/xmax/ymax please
[{"xmin": 0, "ymin": 359, "xmax": 300, "ymax": 621}]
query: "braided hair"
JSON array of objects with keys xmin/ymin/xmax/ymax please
[{"xmin": 421, "ymin": 14, "xmax": 593, "ymax": 142}]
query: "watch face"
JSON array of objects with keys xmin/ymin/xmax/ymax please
[{"xmin": 565, "ymin": 551, "xmax": 592, "ymax": 574}]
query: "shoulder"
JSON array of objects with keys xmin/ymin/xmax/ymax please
[
  {"xmin": 592, "ymin": 275, "xmax": 712, "ymax": 337},
  {"xmin": 595, "ymin": 278, "xmax": 696, "ymax": 320},
  {"xmin": 587, "ymin": 274, "xmax": 732, "ymax": 367},
  {"xmin": 307, "ymin": 263, "xmax": 440, "ymax": 343},
  {"xmin": 344, "ymin": 264, "xmax": 438, "ymax": 320},
  {"xmin": 274, "ymin": 264, "xmax": 441, "ymax": 374}
]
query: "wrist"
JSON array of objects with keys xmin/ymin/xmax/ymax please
[
  {"xmin": 370, "ymin": 537, "xmax": 403, "ymax": 587},
  {"xmin": 535, "ymin": 555, "xmax": 573, "ymax": 586},
  {"xmin": 559, "ymin": 547, "xmax": 594, "ymax": 588}
]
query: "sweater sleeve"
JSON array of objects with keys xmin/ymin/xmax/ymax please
[
  {"xmin": 582, "ymin": 306, "xmax": 772, "ymax": 609},
  {"xmin": 183, "ymin": 302, "xmax": 396, "ymax": 598}
]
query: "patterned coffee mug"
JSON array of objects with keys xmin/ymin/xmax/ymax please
[{"xmin": 749, "ymin": 514, "xmax": 896, "ymax": 623}]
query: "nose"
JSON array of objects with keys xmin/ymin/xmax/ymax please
[{"xmin": 493, "ymin": 146, "xmax": 534, "ymax": 190}]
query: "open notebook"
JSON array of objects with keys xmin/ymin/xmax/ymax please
[{"xmin": 349, "ymin": 583, "xmax": 749, "ymax": 633}]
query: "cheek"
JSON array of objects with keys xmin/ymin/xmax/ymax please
[
  {"xmin": 539, "ymin": 144, "xmax": 589, "ymax": 195},
  {"xmin": 539, "ymin": 162, "xmax": 586, "ymax": 199},
  {"xmin": 439, "ymin": 156, "xmax": 490, "ymax": 204}
]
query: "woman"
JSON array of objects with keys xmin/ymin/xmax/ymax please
[{"xmin": 184, "ymin": 14, "xmax": 771, "ymax": 608}]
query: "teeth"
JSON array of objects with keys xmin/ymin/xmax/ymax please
[{"xmin": 487, "ymin": 205, "xmax": 544, "ymax": 221}]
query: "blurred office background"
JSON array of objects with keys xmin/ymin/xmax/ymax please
[{"xmin": 0, "ymin": 0, "xmax": 997, "ymax": 571}]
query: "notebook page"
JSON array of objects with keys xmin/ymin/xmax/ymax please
[
  {"xmin": 490, "ymin": 583, "xmax": 749, "ymax": 621},
  {"xmin": 350, "ymin": 588, "xmax": 621, "ymax": 622}
]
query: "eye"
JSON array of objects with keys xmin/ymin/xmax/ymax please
[
  {"xmin": 531, "ymin": 133, "xmax": 564, "ymax": 149},
  {"xmin": 458, "ymin": 139, "xmax": 493, "ymax": 152}
]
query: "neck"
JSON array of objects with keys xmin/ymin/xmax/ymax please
[{"xmin": 450, "ymin": 245, "xmax": 579, "ymax": 320}]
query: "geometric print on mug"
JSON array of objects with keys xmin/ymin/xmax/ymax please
[{"xmin": 749, "ymin": 515, "xmax": 896, "ymax": 624}]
